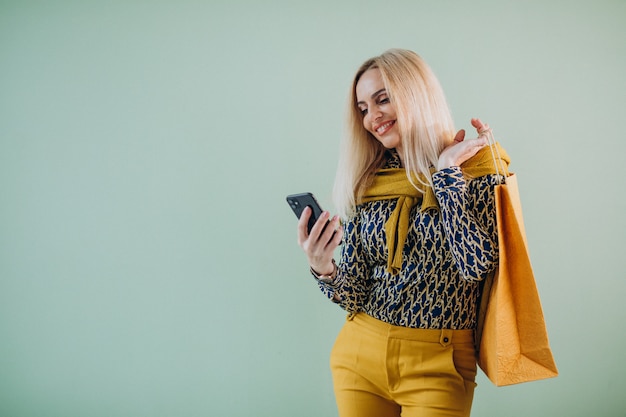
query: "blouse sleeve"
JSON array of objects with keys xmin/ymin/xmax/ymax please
[
  {"xmin": 433, "ymin": 166, "xmax": 501, "ymax": 282},
  {"xmin": 316, "ymin": 209, "xmax": 372, "ymax": 313}
]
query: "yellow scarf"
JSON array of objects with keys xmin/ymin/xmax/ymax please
[{"xmin": 358, "ymin": 143, "xmax": 510, "ymax": 274}]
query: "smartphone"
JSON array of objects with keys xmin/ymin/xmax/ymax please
[{"xmin": 286, "ymin": 192, "xmax": 324, "ymax": 233}]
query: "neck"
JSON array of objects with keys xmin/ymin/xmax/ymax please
[{"xmin": 394, "ymin": 146, "xmax": 404, "ymax": 167}]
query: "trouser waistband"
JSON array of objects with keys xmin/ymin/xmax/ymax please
[{"xmin": 348, "ymin": 312, "xmax": 474, "ymax": 347}]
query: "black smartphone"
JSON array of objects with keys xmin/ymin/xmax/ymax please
[{"xmin": 286, "ymin": 192, "xmax": 324, "ymax": 233}]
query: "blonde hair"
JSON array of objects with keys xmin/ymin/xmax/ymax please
[{"xmin": 333, "ymin": 49, "xmax": 456, "ymax": 218}]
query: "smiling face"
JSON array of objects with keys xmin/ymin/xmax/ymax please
[{"xmin": 355, "ymin": 68, "xmax": 402, "ymax": 155}]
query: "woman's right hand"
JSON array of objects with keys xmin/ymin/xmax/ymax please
[
  {"xmin": 297, "ymin": 207, "xmax": 343, "ymax": 275},
  {"xmin": 436, "ymin": 118, "xmax": 491, "ymax": 171}
]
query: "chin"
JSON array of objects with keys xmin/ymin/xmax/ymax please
[{"xmin": 380, "ymin": 138, "xmax": 401, "ymax": 150}]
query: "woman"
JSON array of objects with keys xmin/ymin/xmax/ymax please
[{"xmin": 297, "ymin": 49, "xmax": 509, "ymax": 417}]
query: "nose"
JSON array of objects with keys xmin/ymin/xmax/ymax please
[{"xmin": 368, "ymin": 106, "xmax": 383, "ymax": 123}]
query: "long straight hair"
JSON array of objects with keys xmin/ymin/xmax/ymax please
[{"xmin": 333, "ymin": 49, "xmax": 456, "ymax": 218}]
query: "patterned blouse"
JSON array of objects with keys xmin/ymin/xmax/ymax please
[{"xmin": 318, "ymin": 151, "xmax": 502, "ymax": 330}]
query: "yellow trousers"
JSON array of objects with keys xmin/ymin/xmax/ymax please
[{"xmin": 330, "ymin": 313, "xmax": 478, "ymax": 417}]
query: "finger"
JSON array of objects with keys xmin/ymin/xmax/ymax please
[
  {"xmin": 309, "ymin": 210, "xmax": 331, "ymax": 241},
  {"xmin": 471, "ymin": 118, "xmax": 483, "ymax": 129},
  {"xmin": 330, "ymin": 224, "xmax": 344, "ymax": 248},
  {"xmin": 471, "ymin": 118, "xmax": 490, "ymax": 134},
  {"xmin": 453, "ymin": 129, "xmax": 466, "ymax": 143},
  {"xmin": 321, "ymin": 215, "xmax": 341, "ymax": 248}
]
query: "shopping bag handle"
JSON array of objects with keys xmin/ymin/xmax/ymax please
[{"xmin": 480, "ymin": 127, "xmax": 509, "ymax": 184}]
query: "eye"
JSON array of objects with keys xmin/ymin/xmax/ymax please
[
  {"xmin": 359, "ymin": 107, "xmax": 368, "ymax": 116},
  {"xmin": 378, "ymin": 96, "xmax": 390, "ymax": 105}
]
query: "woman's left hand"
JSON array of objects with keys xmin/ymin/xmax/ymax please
[{"xmin": 437, "ymin": 118, "xmax": 490, "ymax": 171}]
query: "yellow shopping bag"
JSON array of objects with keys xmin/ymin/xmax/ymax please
[{"xmin": 476, "ymin": 138, "xmax": 558, "ymax": 386}]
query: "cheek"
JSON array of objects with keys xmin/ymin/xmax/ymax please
[{"xmin": 361, "ymin": 115, "xmax": 372, "ymax": 132}]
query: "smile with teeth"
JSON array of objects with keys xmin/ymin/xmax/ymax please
[{"xmin": 375, "ymin": 121, "xmax": 395, "ymax": 135}]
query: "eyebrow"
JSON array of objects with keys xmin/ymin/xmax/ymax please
[{"xmin": 357, "ymin": 88, "xmax": 387, "ymax": 106}]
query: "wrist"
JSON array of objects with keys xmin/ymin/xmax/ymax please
[
  {"xmin": 437, "ymin": 157, "xmax": 456, "ymax": 171},
  {"xmin": 310, "ymin": 259, "xmax": 337, "ymax": 284}
]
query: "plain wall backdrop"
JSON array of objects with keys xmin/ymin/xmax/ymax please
[{"xmin": 1, "ymin": 0, "xmax": 625, "ymax": 416}]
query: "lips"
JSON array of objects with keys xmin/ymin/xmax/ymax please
[{"xmin": 374, "ymin": 120, "xmax": 395, "ymax": 135}]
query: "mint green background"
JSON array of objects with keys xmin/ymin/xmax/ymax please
[{"xmin": 1, "ymin": 1, "xmax": 624, "ymax": 416}]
